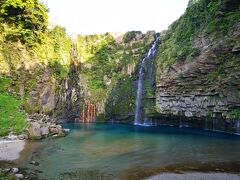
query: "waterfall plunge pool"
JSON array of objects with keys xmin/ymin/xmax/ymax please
[{"xmin": 15, "ymin": 123, "xmax": 240, "ymax": 179}]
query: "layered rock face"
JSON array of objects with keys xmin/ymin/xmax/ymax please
[
  {"xmin": 156, "ymin": 50, "xmax": 240, "ymax": 119},
  {"xmin": 155, "ymin": 0, "xmax": 240, "ymax": 133}
]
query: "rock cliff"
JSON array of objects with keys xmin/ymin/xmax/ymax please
[{"xmin": 155, "ymin": 0, "xmax": 240, "ymax": 133}]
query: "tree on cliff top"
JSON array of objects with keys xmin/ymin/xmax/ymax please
[{"xmin": 0, "ymin": 0, "xmax": 48, "ymax": 46}]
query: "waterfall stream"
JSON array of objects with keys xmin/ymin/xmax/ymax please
[{"xmin": 134, "ymin": 36, "xmax": 160, "ymax": 125}]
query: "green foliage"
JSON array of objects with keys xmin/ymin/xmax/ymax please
[
  {"xmin": 33, "ymin": 26, "xmax": 72, "ymax": 66},
  {"xmin": 76, "ymin": 33, "xmax": 115, "ymax": 62},
  {"xmin": 0, "ymin": 76, "xmax": 12, "ymax": 92},
  {"xmin": 48, "ymin": 60, "xmax": 68, "ymax": 78},
  {"xmin": 0, "ymin": 93, "xmax": 27, "ymax": 136},
  {"xmin": 0, "ymin": 0, "xmax": 49, "ymax": 47},
  {"xmin": 228, "ymin": 109, "xmax": 240, "ymax": 119},
  {"xmin": 106, "ymin": 76, "xmax": 136, "ymax": 117},
  {"xmin": 0, "ymin": 8, "xmax": 72, "ymax": 136},
  {"xmin": 78, "ymin": 33, "xmax": 123, "ymax": 101},
  {"xmin": 78, "ymin": 32, "xmax": 153, "ymax": 103},
  {"xmin": 157, "ymin": 0, "xmax": 240, "ymax": 71},
  {"xmin": 144, "ymin": 81, "xmax": 155, "ymax": 97}
]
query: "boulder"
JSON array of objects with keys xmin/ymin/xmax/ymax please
[
  {"xmin": 29, "ymin": 122, "xmax": 41, "ymax": 140},
  {"xmin": 50, "ymin": 124, "xmax": 65, "ymax": 137},
  {"xmin": 11, "ymin": 167, "xmax": 19, "ymax": 173},
  {"xmin": 50, "ymin": 126, "xmax": 58, "ymax": 135},
  {"xmin": 40, "ymin": 127, "xmax": 49, "ymax": 137}
]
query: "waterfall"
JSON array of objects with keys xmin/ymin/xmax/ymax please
[
  {"xmin": 236, "ymin": 119, "xmax": 240, "ymax": 135},
  {"xmin": 134, "ymin": 36, "xmax": 160, "ymax": 125}
]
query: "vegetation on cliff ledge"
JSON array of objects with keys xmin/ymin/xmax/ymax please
[
  {"xmin": 157, "ymin": 0, "xmax": 240, "ymax": 69},
  {"xmin": 0, "ymin": 0, "xmax": 73, "ymax": 135}
]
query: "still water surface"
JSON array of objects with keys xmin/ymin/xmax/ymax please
[{"xmin": 17, "ymin": 123, "xmax": 240, "ymax": 179}]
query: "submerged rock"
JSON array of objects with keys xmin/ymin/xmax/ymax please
[
  {"xmin": 64, "ymin": 128, "xmax": 70, "ymax": 133},
  {"xmin": 30, "ymin": 161, "xmax": 40, "ymax": 166}
]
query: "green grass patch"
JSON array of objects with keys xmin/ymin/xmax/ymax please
[
  {"xmin": 0, "ymin": 93, "xmax": 27, "ymax": 136},
  {"xmin": 0, "ymin": 76, "xmax": 12, "ymax": 92}
]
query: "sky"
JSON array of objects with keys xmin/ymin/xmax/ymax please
[{"xmin": 40, "ymin": 0, "xmax": 189, "ymax": 35}]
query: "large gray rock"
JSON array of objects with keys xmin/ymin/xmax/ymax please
[
  {"xmin": 40, "ymin": 127, "xmax": 49, "ymax": 137},
  {"xmin": 11, "ymin": 167, "xmax": 19, "ymax": 173},
  {"xmin": 29, "ymin": 122, "xmax": 41, "ymax": 139}
]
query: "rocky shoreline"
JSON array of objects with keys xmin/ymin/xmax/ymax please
[
  {"xmin": 27, "ymin": 113, "xmax": 69, "ymax": 140},
  {"xmin": 0, "ymin": 113, "xmax": 70, "ymax": 179},
  {"xmin": 1, "ymin": 113, "xmax": 69, "ymax": 141}
]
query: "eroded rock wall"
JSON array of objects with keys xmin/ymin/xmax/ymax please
[{"xmin": 156, "ymin": 51, "xmax": 240, "ymax": 119}]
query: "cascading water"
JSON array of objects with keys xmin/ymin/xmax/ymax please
[{"xmin": 134, "ymin": 36, "xmax": 160, "ymax": 126}]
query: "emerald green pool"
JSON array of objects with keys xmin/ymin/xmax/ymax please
[{"xmin": 17, "ymin": 123, "xmax": 240, "ymax": 179}]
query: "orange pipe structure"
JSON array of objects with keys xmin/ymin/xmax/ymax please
[{"xmin": 82, "ymin": 101, "xmax": 97, "ymax": 123}]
